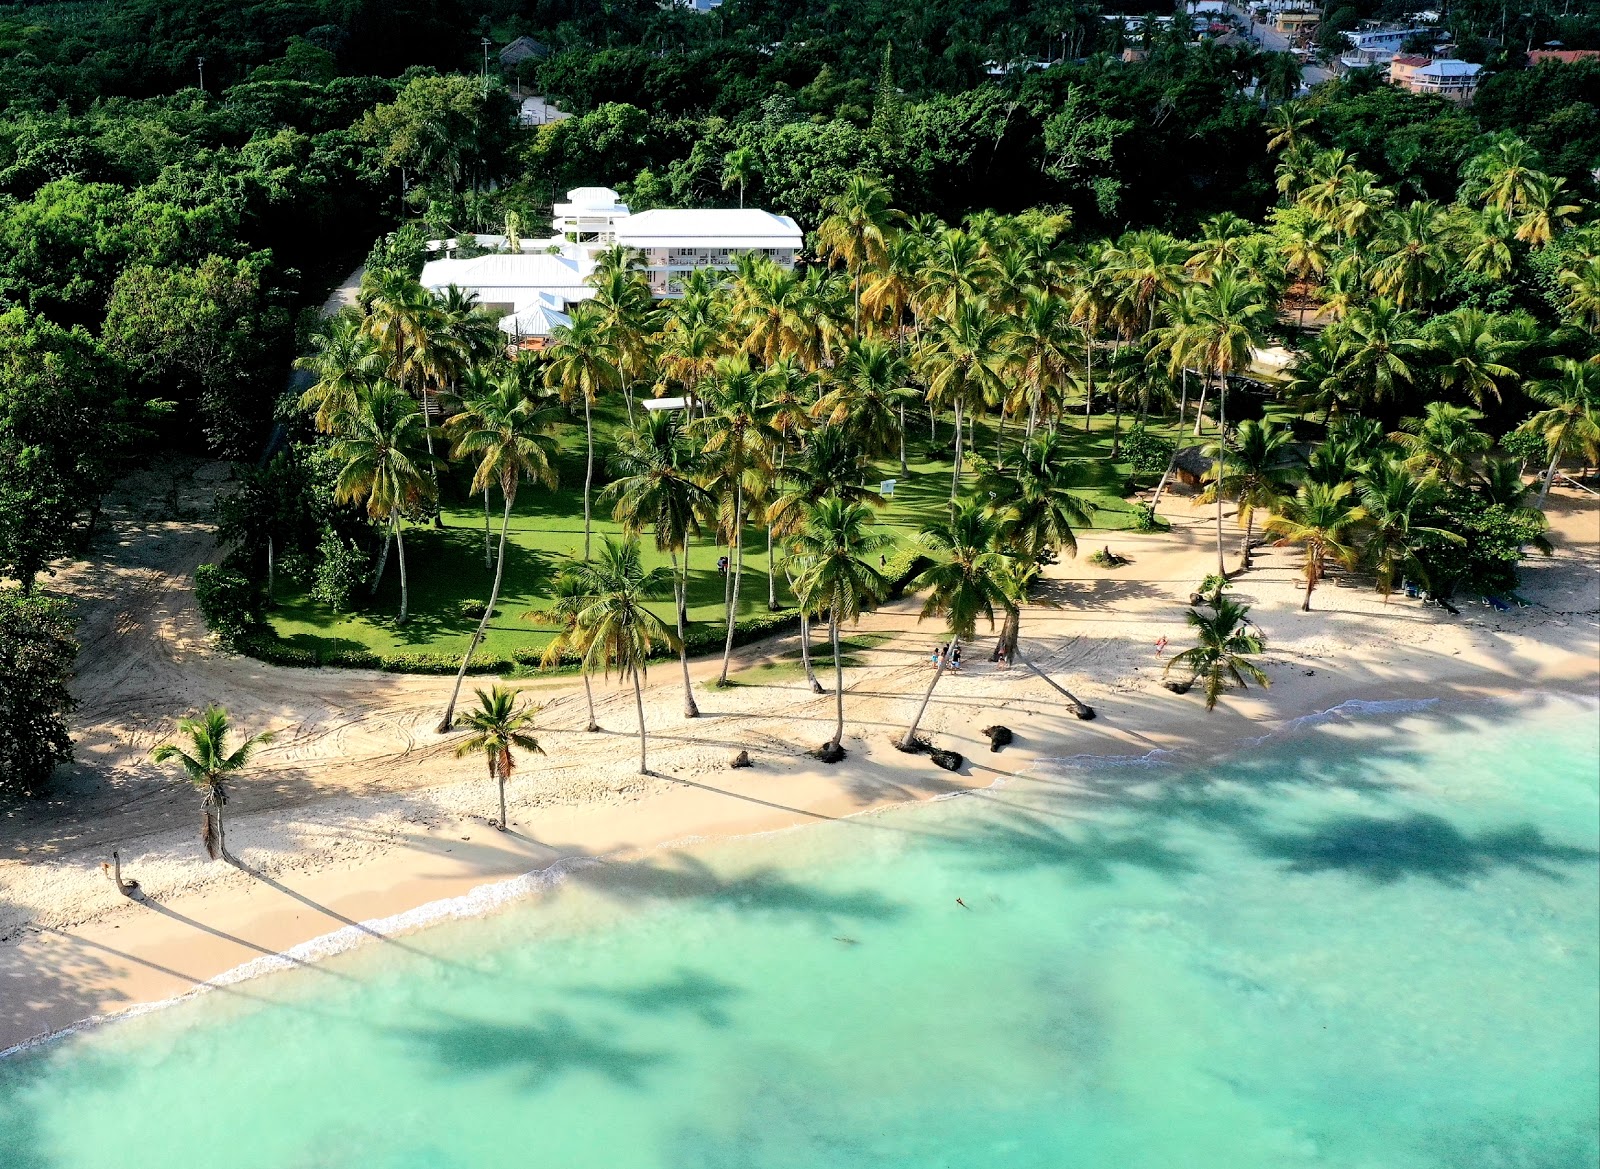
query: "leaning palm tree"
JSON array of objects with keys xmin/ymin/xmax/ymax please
[
  {"xmin": 602, "ymin": 411, "xmax": 716, "ymax": 718},
  {"xmin": 454, "ymin": 686, "xmax": 543, "ymax": 832},
  {"xmin": 545, "ymin": 303, "xmax": 622, "ymax": 560},
  {"xmin": 151, "ymin": 706, "xmax": 274, "ymax": 862},
  {"xmin": 1521, "ymin": 357, "xmax": 1600, "ymax": 509},
  {"xmin": 436, "ymin": 372, "xmax": 561, "ymax": 732},
  {"xmin": 790, "ymin": 498, "xmax": 892, "ymax": 758},
  {"xmin": 1164, "ymin": 597, "xmax": 1269, "ymax": 711},
  {"xmin": 329, "ymin": 383, "xmax": 437, "ymax": 623},
  {"xmin": 569, "ymin": 538, "xmax": 679, "ymax": 775},
  {"xmin": 1264, "ymin": 481, "xmax": 1367, "ymax": 611},
  {"xmin": 899, "ymin": 502, "xmax": 1011, "ymax": 748}
]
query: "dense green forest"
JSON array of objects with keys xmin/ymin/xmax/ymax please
[{"xmin": 0, "ymin": 0, "xmax": 1597, "ymax": 793}]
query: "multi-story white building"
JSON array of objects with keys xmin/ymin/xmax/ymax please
[
  {"xmin": 1340, "ymin": 26, "xmax": 1428, "ymax": 68},
  {"xmin": 420, "ymin": 187, "xmax": 802, "ymax": 345}
]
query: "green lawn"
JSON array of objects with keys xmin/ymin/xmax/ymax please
[{"xmin": 266, "ymin": 409, "xmax": 1169, "ymax": 662}]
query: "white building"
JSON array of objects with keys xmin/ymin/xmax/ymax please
[
  {"xmin": 1341, "ymin": 26, "xmax": 1428, "ymax": 68},
  {"xmin": 418, "ymin": 187, "xmax": 802, "ymax": 345}
]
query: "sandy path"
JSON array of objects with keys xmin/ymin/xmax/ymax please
[{"xmin": 0, "ymin": 460, "xmax": 1594, "ymax": 1049}]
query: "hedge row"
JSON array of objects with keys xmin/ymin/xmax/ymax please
[{"xmin": 222, "ymin": 548, "xmax": 932, "ymax": 674}]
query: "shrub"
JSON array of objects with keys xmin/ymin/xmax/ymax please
[
  {"xmin": 1124, "ymin": 424, "xmax": 1175, "ymax": 486},
  {"xmin": 309, "ymin": 530, "xmax": 367, "ymax": 611},
  {"xmin": 193, "ymin": 563, "xmax": 262, "ymax": 650}
]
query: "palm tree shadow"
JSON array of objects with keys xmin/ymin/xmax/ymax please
[
  {"xmin": 571, "ymin": 967, "xmax": 743, "ymax": 1028},
  {"xmin": 403, "ymin": 1012, "xmax": 667, "ymax": 1090},
  {"xmin": 1252, "ymin": 812, "xmax": 1598, "ymax": 885}
]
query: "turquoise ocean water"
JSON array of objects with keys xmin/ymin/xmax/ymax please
[{"xmin": 2, "ymin": 695, "xmax": 1597, "ymax": 1168}]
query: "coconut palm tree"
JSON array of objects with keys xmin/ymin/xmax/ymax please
[
  {"xmin": 1557, "ymin": 255, "xmax": 1600, "ymax": 337},
  {"xmin": 537, "ymin": 571, "xmax": 603, "ymax": 733},
  {"xmin": 1007, "ymin": 287, "xmax": 1079, "ymax": 439},
  {"xmin": 329, "ymin": 383, "xmax": 437, "ymax": 624},
  {"xmin": 602, "ymin": 410, "xmax": 716, "ymax": 718},
  {"xmin": 735, "ymin": 255, "xmax": 808, "ymax": 366},
  {"xmin": 587, "ymin": 263, "xmax": 658, "ymax": 425},
  {"xmin": 1521, "ymin": 357, "xmax": 1600, "ymax": 508},
  {"xmin": 1164, "ymin": 597, "xmax": 1269, "ymax": 711},
  {"xmin": 721, "ymin": 147, "xmax": 759, "ymax": 208},
  {"xmin": 916, "ymin": 227, "xmax": 994, "ymax": 320},
  {"xmin": 1463, "ymin": 137, "xmax": 1542, "ymax": 212},
  {"xmin": 1336, "ymin": 299, "xmax": 1429, "ymax": 412},
  {"xmin": 1357, "ymin": 458, "xmax": 1462, "ymax": 599},
  {"xmin": 1425, "ymin": 308, "xmax": 1520, "ymax": 408},
  {"xmin": 454, "ymin": 686, "xmax": 543, "ymax": 831},
  {"xmin": 817, "ymin": 175, "xmax": 900, "ymax": 333},
  {"xmin": 1393, "ymin": 402, "xmax": 1491, "ymax": 484},
  {"xmin": 436, "ymin": 372, "xmax": 561, "ymax": 732},
  {"xmin": 151, "ymin": 706, "xmax": 274, "ymax": 862},
  {"xmin": 1264, "ymin": 481, "xmax": 1367, "ymax": 611},
  {"xmin": 860, "ymin": 231, "xmax": 923, "ymax": 343},
  {"xmin": 545, "ymin": 302, "xmax": 622, "ymax": 560},
  {"xmin": 916, "ymin": 299, "xmax": 1013, "ymax": 501},
  {"xmin": 297, "ymin": 312, "xmax": 383, "ymax": 433},
  {"xmin": 1514, "ymin": 174, "xmax": 1581, "ymax": 247},
  {"xmin": 790, "ymin": 498, "xmax": 892, "ymax": 757},
  {"xmin": 981, "ymin": 428, "xmax": 1094, "ymax": 560},
  {"xmin": 1200, "ymin": 418, "xmax": 1301, "ymax": 572},
  {"xmin": 1264, "ymin": 100, "xmax": 1311, "ymax": 153},
  {"xmin": 1454, "ymin": 205, "xmax": 1518, "ymax": 283},
  {"xmin": 695, "ymin": 356, "xmax": 780, "ymax": 685},
  {"xmin": 815, "ymin": 338, "xmax": 917, "ymax": 472},
  {"xmin": 569, "ymin": 538, "xmax": 678, "ymax": 775},
  {"xmin": 899, "ymin": 502, "xmax": 1011, "ymax": 748},
  {"xmin": 1369, "ymin": 202, "xmax": 1448, "ymax": 308}
]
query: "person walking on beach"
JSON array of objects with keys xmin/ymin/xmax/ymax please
[{"xmin": 1154, "ymin": 636, "xmax": 1168, "ymax": 657}]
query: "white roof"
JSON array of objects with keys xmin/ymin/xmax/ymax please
[
  {"xmin": 1415, "ymin": 58, "xmax": 1481, "ymax": 76},
  {"xmin": 556, "ymin": 187, "xmax": 628, "ymax": 216},
  {"xmin": 498, "ymin": 302, "xmax": 572, "ymax": 337},
  {"xmin": 420, "ymin": 252, "xmax": 595, "ymax": 304},
  {"xmin": 614, "ymin": 208, "xmax": 802, "ymax": 250}
]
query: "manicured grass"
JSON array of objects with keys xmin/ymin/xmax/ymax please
[
  {"xmin": 726, "ymin": 630, "xmax": 895, "ymax": 684},
  {"xmin": 266, "ymin": 409, "xmax": 1164, "ymax": 662}
]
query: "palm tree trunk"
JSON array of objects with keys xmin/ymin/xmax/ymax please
[
  {"xmin": 1193, "ymin": 376, "xmax": 1209, "ymax": 437},
  {"xmin": 900, "ymin": 633, "xmax": 958, "ymax": 748},
  {"xmin": 422, "ymin": 384, "xmax": 444, "ymax": 529},
  {"xmin": 1111, "ymin": 395, "xmax": 1124, "ymax": 457},
  {"xmin": 213, "ymin": 793, "xmax": 228, "ymax": 862},
  {"xmin": 1026, "ymin": 373, "xmax": 1041, "ymax": 437},
  {"xmin": 266, "ymin": 535, "xmax": 275, "ymax": 605},
  {"xmin": 950, "ymin": 402, "xmax": 964, "ymax": 502},
  {"xmin": 1214, "ymin": 374, "xmax": 1228, "ymax": 579},
  {"xmin": 766, "ymin": 525, "xmax": 778, "ymax": 609},
  {"xmin": 483, "ymin": 487, "xmax": 492, "ymax": 569},
  {"xmin": 899, "ymin": 404, "xmax": 908, "ymax": 476},
  {"xmin": 632, "ymin": 667, "xmax": 648, "ymax": 774},
  {"xmin": 829, "ymin": 615, "xmax": 845, "ymax": 751},
  {"xmin": 371, "ymin": 530, "xmax": 392, "ymax": 595},
  {"xmin": 1240, "ymin": 508, "xmax": 1255, "ymax": 572},
  {"xmin": 582, "ymin": 670, "xmax": 600, "ymax": 731},
  {"xmin": 582, "ymin": 394, "xmax": 595, "ymax": 560},
  {"xmin": 672, "ymin": 548, "xmax": 699, "ymax": 718},
  {"xmin": 1535, "ymin": 443, "xmax": 1562, "ymax": 509},
  {"xmin": 995, "ymin": 408, "xmax": 1007, "ymax": 468},
  {"xmin": 495, "ymin": 760, "xmax": 507, "ymax": 830},
  {"xmin": 439, "ymin": 491, "xmax": 513, "ymax": 732},
  {"xmin": 1301, "ymin": 572, "xmax": 1315, "ymax": 611},
  {"xmin": 1083, "ymin": 338, "xmax": 1094, "ymax": 432},
  {"xmin": 717, "ymin": 482, "xmax": 744, "ymax": 685},
  {"xmin": 394, "ymin": 516, "xmax": 410, "ymax": 624}
]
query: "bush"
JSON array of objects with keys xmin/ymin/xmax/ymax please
[
  {"xmin": 1124, "ymin": 424, "xmax": 1175, "ymax": 485},
  {"xmin": 193, "ymin": 563, "xmax": 262, "ymax": 650},
  {"xmin": 310, "ymin": 530, "xmax": 367, "ymax": 611},
  {"xmin": 0, "ymin": 588, "xmax": 77, "ymax": 797}
]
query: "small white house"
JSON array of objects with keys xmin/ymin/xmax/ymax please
[{"xmin": 615, "ymin": 208, "xmax": 802, "ymax": 295}]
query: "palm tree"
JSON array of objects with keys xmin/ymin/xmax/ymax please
[
  {"xmin": 1521, "ymin": 357, "xmax": 1600, "ymax": 508},
  {"xmin": 916, "ymin": 227, "xmax": 994, "ymax": 320},
  {"xmin": 1337, "ymin": 299, "xmax": 1430, "ymax": 411},
  {"xmin": 916, "ymin": 299, "xmax": 1013, "ymax": 501},
  {"xmin": 1264, "ymin": 481, "xmax": 1367, "ymax": 611},
  {"xmin": 1455, "ymin": 205, "xmax": 1518, "ymax": 283},
  {"xmin": 362, "ymin": 273, "xmax": 447, "ymax": 500},
  {"xmin": 545, "ymin": 302, "xmax": 622, "ymax": 560},
  {"xmin": 734, "ymin": 255, "xmax": 807, "ymax": 366},
  {"xmin": 329, "ymin": 383, "xmax": 436, "ymax": 624},
  {"xmin": 297, "ymin": 312, "xmax": 382, "ymax": 433},
  {"xmin": 602, "ymin": 411, "xmax": 715, "ymax": 718},
  {"xmin": 815, "ymin": 338, "xmax": 917, "ymax": 474},
  {"xmin": 1514, "ymin": 174, "xmax": 1581, "ymax": 247},
  {"xmin": 721, "ymin": 147, "xmax": 759, "ymax": 208},
  {"xmin": 695, "ymin": 356, "xmax": 780, "ymax": 685},
  {"xmin": 1164, "ymin": 597, "xmax": 1269, "ymax": 711},
  {"xmin": 982, "ymin": 429, "xmax": 1094, "ymax": 559},
  {"xmin": 1168, "ymin": 270, "xmax": 1273, "ymax": 575},
  {"xmin": 1369, "ymin": 202, "xmax": 1448, "ymax": 308},
  {"xmin": 1426, "ymin": 308, "xmax": 1519, "ymax": 408},
  {"xmin": 1463, "ymin": 137, "xmax": 1542, "ymax": 212},
  {"xmin": 151, "ymin": 706, "xmax": 274, "ymax": 862},
  {"xmin": 454, "ymin": 686, "xmax": 543, "ymax": 831},
  {"xmin": 899, "ymin": 502, "xmax": 1011, "ymax": 748},
  {"xmin": 569, "ymin": 538, "xmax": 678, "ymax": 774},
  {"xmin": 1357, "ymin": 458, "xmax": 1462, "ymax": 599},
  {"xmin": 790, "ymin": 498, "xmax": 892, "ymax": 756},
  {"xmin": 816, "ymin": 174, "xmax": 900, "ymax": 332},
  {"xmin": 1557, "ymin": 255, "xmax": 1600, "ymax": 337},
  {"xmin": 860, "ymin": 231, "xmax": 922, "ymax": 343},
  {"xmin": 537, "ymin": 571, "xmax": 602, "ymax": 733},
  {"xmin": 1007, "ymin": 287, "xmax": 1078, "ymax": 438},
  {"xmin": 587, "ymin": 264, "xmax": 657, "ymax": 425},
  {"xmin": 1265, "ymin": 100, "xmax": 1311, "ymax": 153},
  {"xmin": 436, "ymin": 372, "xmax": 561, "ymax": 732},
  {"xmin": 1200, "ymin": 418, "xmax": 1301, "ymax": 572},
  {"xmin": 1393, "ymin": 402, "xmax": 1491, "ymax": 484}
]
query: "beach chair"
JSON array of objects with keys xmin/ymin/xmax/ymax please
[{"xmin": 1486, "ymin": 596, "xmax": 1511, "ymax": 612}]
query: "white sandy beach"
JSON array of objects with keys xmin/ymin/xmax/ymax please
[{"xmin": 1, "ymin": 460, "xmax": 1595, "ymax": 1052}]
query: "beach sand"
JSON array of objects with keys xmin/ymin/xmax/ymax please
[{"xmin": 1, "ymin": 465, "xmax": 1595, "ymax": 1052}]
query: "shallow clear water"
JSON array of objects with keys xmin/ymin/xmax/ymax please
[{"xmin": 3, "ymin": 696, "xmax": 1598, "ymax": 1169}]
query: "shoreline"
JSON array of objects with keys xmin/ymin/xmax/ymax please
[
  {"xmin": 2, "ymin": 484, "xmax": 1594, "ymax": 1055},
  {"xmin": 4, "ymin": 679, "xmax": 1595, "ymax": 1060}
]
